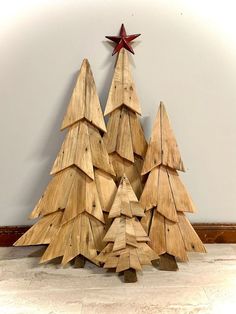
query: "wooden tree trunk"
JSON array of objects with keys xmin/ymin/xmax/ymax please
[
  {"xmin": 124, "ymin": 268, "xmax": 137, "ymax": 283},
  {"xmin": 159, "ymin": 253, "xmax": 178, "ymax": 271},
  {"xmin": 74, "ymin": 255, "xmax": 86, "ymax": 268}
]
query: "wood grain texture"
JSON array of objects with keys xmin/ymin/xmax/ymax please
[
  {"xmin": 61, "ymin": 59, "xmax": 106, "ymax": 132},
  {"xmin": 4, "ymin": 224, "xmax": 236, "ymax": 247},
  {"xmin": 142, "ymin": 102, "xmax": 184, "ymax": 175},
  {"xmin": 104, "ymin": 48, "xmax": 141, "ymax": 116}
]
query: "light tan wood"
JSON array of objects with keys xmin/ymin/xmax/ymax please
[
  {"xmin": 178, "ymin": 212, "xmax": 206, "ymax": 253},
  {"xmin": 158, "ymin": 166, "xmax": 178, "ymax": 222},
  {"xmin": 129, "ymin": 110, "xmax": 147, "ymax": 158},
  {"xmin": 116, "ymin": 107, "xmax": 134, "ymax": 162},
  {"xmin": 62, "ymin": 214, "xmax": 99, "ymax": 266},
  {"xmin": 165, "ymin": 218, "xmax": 188, "ymax": 262},
  {"xmin": 30, "ymin": 167, "xmax": 76, "ymax": 219},
  {"xmin": 161, "ymin": 102, "xmax": 185, "ymax": 172},
  {"xmin": 40, "ymin": 220, "xmax": 71, "ymax": 263},
  {"xmin": 61, "ymin": 168, "xmax": 104, "ymax": 224},
  {"xmin": 61, "ymin": 59, "xmax": 106, "ymax": 132},
  {"xmin": 116, "ymin": 251, "xmax": 130, "ymax": 272},
  {"xmin": 167, "ymin": 168, "xmax": 197, "ymax": 213},
  {"xmin": 140, "ymin": 208, "xmax": 152, "ymax": 234},
  {"xmin": 103, "ymin": 109, "xmax": 120, "ymax": 154},
  {"xmin": 104, "ymin": 48, "xmax": 141, "ymax": 116},
  {"xmin": 14, "ymin": 211, "xmax": 63, "ymax": 246},
  {"xmin": 149, "ymin": 210, "xmax": 166, "ymax": 256},
  {"xmin": 94, "ymin": 169, "xmax": 117, "ymax": 213},
  {"xmin": 141, "ymin": 102, "xmax": 185, "ymax": 175},
  {"xmin": 51, "ymin": 121, "xmax": 94, "ymax": 180},
  {"xmin": 88, "ymin": 123, "xmax": 115, "ymax": 176},
  {"xmin": 110, "ymin": 153, "xmax": 143, "ymax": 199},
  {"xmin": 140, "ymin": 167, "xmax": 159, "ymax": 211},
  {"xmin": 141, "ymin": 106, "xmax": 162, "ymax": 175},
  {"xmin": 97, "ymin": 174, "xmax": 157, "ymax": 277}
]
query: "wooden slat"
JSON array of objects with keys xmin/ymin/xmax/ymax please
[
  {"xmin": 129, "ymin": 250, "xmax": 142, "ymax": 271},
  {"xmin": 129, "ymin": 110, "xmax": 147, "ymax": 158},
  {"xmin": 94, "ymin": 169, "xmax": 117, "ymax": 213},
  {"xmin": 141, "ymin": 209, "xmax": 152, "ymax": 234},
  {"xmin": 140, "ymin": 167, "xmax": 159, "ymax": 211},
  {"xmin": 149, "ymin": 210, "xmax": 166, "ymax": 256},
  {"xmin": 167, "ymin": 168, "xmax": 196, "ymax": 213},
  {"xmin": 104, "ymin": 256, "xmax": 119, "ymax": 268},
  {"xmin": 51, "ymin": 122, "xmax": 94, "ymax": 179},
  {"xmin": 30, "ymin": 167, "xmax": 76, "ymax": 218},
  {"xmin": 103, "ymin": 109, "xmax": 121, "ymax": 154},
  {"xmin": 178, "ymin": 212, "xmax": 206, "ymax": 253},
  {"xmin": 88, "ymin": 123, "xmax": 115, "ymax": 176},
  {"xmin": 160, "ymin": 102, "xmax": 185, "ymax": 171},
  {"xmin": 132, "ymin": 218, "xmax": 149, "ymax": 240},
  {"xmin": 104, "ymin": 48, "xmax": 141, "ymax": 116},
  {"xmin": 103, "ymin": 217, "xmax": 120, "ymax": 242},
  {"xmin": 113, "ymin": 216, "xmax": 126, "ymax": 251},
  {"xmin": 116, "ymin": 251, "xmax": 130, "ymax": 272},
  {"xmin": 141, "ymin": 106, "xmax": 162, "ymax": 175},
  {"xmin": 89, "ymin": 214, "xmax": 106, "ymax": 252},
  {"xmin": 116, "ymin": 107, "xmax": 134, "ymax": 162},
  {"xmin": 96, "ymin": 243, "xmax": 113, "ymax": 263},
  {"xmin": 61, "ymin": 59, "xmax": 106, "ymax": 132},
  {"xmin": 130, "ymin": 202, "xmax": 145, "ymax": 217},
  {"xmin": 14, "ymin": 211, "xmax": 63, "ymax": 246},
  {"xmin": 158, "ymin": 166, "xmax": 178, "ymax": 222},
  {"xmin": 165, "ymin": 218, "xmax": 188, "ymax": 262}
]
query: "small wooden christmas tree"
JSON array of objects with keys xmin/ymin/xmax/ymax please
[
  {"xmin": 103, "ymin": 48, "xmax": 147, "ymax": 198},
  {"xmin": 141, "ymin": 102, "xmax": 206, "ymax": 271},
  {"xmin": 97, "ymin": 174, "xmax": 158, "ymax": 282},
  {"xmin": 14, "ymin": 59, "xmax": 117, "ymax": 267}
]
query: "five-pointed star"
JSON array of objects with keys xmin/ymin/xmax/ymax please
[{"xmin": 106, "ymin": 24, "xmax": 141, "ymax": 55}]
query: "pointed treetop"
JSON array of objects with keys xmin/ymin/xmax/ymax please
[
  {"xmin": 61, "ymin": 59, "xmax": 106, "ymax": 133},
  {"xmin": 104, "ymin": 48, "xmax": 142, "ymax": 116},
  {"xmin": 106, "ymin": 24, "xmax": 141, "ymax": 56},
  {"xmin": 142, "ymin": 102, "xmax": 185, "ymax": 175},
  {"xmin": 108, "ymin": 174, "xmax": 145, "ymax": 219}
]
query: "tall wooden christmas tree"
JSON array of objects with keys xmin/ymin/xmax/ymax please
[
  {"xmin": 141, "ymin": 102, "xmax": 206, "ymax": 271},
  {"xmin": 14, "ymin": 59, "xmax": 117, "ymax": 267},
  {"xmin": 97, "ymin": 175, "xmax": 158, "ymax": 282},
  {"xmin": 103, "ymin": 48, "xmax": 147, "ymax": 198}
]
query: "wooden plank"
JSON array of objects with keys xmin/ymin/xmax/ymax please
[
  {"xmin": 149, "ymin": 210, "xmax": 166, "ymax": 256},
  {"xmin": 165, "ymin": 218, "xmax": 188, "ymax": 262},
  {"xmin": 141, "ymin": 209, "xmax": 152, "ymax": 234},
  {"xmin": 116, "ymin": 107, "xmax": 134, "ymax": 162},
  {"xmin": 40, "ymin": 220, "xmax": 71, "ymax": 263},
  {"xmin": 159, "ymin": 253, "xmax": 178, "ymax": 271},
  {"xmin": 88, "ymin": 123, "xmax": 115, "ymax": 176},
  {"xmin": 140, "ymin": 167, "xmax": 159, "ymax": 211},
  {"xmin": 167, "ymin": 168, "xmax": 196, "ymax": 213},
  {"xmin": 130, "ymin": 202, "xmax": 145, "ymax": 217},
  {"xmin": 30, "ymin": 167, "xmax": 76, "ymax": 218},
  {"xmin": 104, "ymin": 48, "xmax": 141, "ymax": 116},
  {"xmin": 158, "ymin": 166, "xmax": 178, "ymax": 222},
  {"xmin": 103, "ymin": 256, "xmax": 119, "ymax": 268},
  {"xmin": 129, "ymin": 250, "xmax": 142, "ymax": 271},
  {"xmin": 61, "ymin": 168, "xmax": 86, "ymax": 224},
  {"xmin": 94, "ymin": 169, "xmax": 117, "ymax": 213},
  {"xmin": 51, "ymin": 124, "xmax": 80, "ymax": 175},
  {"xmin": 113, "ymin": 216, "xmax": 126, "ymax": 251},
  {"xmin": 103, "ymin": 217, "xmax": 120, "ymax": 242},
  {"xmin": 178, "ymin": 212, "xmax": 206, "ymax": 253},
  {"xmin": 51, "ymin": 122, "xmax": 94, "ymax": 179},
  {"xmin": 89, "ymin": 214, "xmax": 106, "ymax": 252},
  {"xmin": 160, "ymin": 102, "xmax": 185, "ymax": 171},
  {"xmin": 116, "ymin": 251, "xmax": 130, "ymax": 272},
  {"xmin": 132, "ymin": 218, "xmax": 149, "ymax": 239},
  {"xmin": 129, "ymin": 110, "xmax": 147, "ymax": 158},
  {"xmin": 96, "ymin": 243, "xmax": 113, "ymax": 263},
  {"xmin": 141, "ymin": 106, "xmax": 162, "ymax": 175},
  {"xmin": 14, "ymin": 211, "xmax": 63, "ymax": 246},
  {"xmin": 124, "ymin": 268, "xmax": 137, "ymax": 283},
  {"xmin": 61, "ymin": 59, "xmax": 106, "ymax": 132},
  {"xmin": 103, "ymin": 109, "xmax": 120, "ymax": 154}
]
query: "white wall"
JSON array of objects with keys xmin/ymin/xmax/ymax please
[{"xmin": 0, "ymin": 0, "xmax": 236, "ymax": 225}]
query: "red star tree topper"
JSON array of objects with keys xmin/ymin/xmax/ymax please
[{"xmin": 106, "ymin": 24, "xmax": 141, "ymax": 55}]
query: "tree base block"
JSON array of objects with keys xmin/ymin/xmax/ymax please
[
  {"xmin": 74, "ymin": 255, "xmax": 86, "ymax": 268},
  {"xmin": 159, "ymin": 253, "xmax": 178, "ymax": 271},
  {"xmin": 124, "ymin": 268, "xmax": 137, "ymax": 283}
]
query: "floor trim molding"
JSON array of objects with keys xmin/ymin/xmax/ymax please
[{"xmin": 0, "ymin": 224, "xmax": 236, "ymax": 246}]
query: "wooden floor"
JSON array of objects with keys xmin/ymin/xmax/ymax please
[{"xmin": 0, "ymin": 244, "xmax": 236, "ymax": 313}]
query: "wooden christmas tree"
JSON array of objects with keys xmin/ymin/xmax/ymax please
[
  {"xmin": 97, "ymin": 175, "xmax": 158, "ymax": 282},
  {"xmin": 14, "ymin": 59, "xmax": 117, "ymax": 267},
  {"xmin": 141, "ymin": 102, "xmax": 206, "ymax": 271},
  {"xmin": 103, "ymin": 48, "xmax": 147, "ymax": 198}
]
